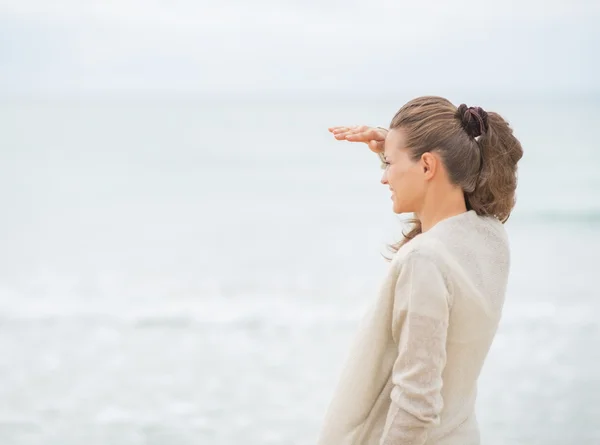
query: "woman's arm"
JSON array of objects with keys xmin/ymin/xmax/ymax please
[{"xmin": 380, "ymin": 250, "xmax": 451, "ymax": 445}]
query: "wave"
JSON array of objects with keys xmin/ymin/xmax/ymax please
[
  {"xmin": 0, "ymin": 296, "xmax": 596, "ymax": 329},
  {"xmin": 0, "ymin": 294, "xmax": 367, "ymax": 327}
]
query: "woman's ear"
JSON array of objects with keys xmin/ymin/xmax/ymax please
[{"xmin": 420, "ymin": 152, "xmax": 437, "ymax": 180}]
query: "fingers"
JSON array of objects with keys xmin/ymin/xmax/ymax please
[
  {"xmin": 328, "ymin": 126, "xmax": 351, "ymax": 133},
  {"xmin": 328, "ymin": 126, "xmax": 387, "ymax": 150},
  {"xmin": 330, "ymin": 125, "xmax": 362, "ymax": 140},
  {"xmin": 345, "ymin": 127, "xmax": 377, "ymax": 142},
  {"xmin": 328, "ymin": 126, "xmax": 356, "ymax": 136},
  {"xmin": 330, "ymin": 125, "xmax": 372, "ymax": 141},
  {"xmin": 346, "ymin": 127, "xmax": 385, "ymax": 143}
]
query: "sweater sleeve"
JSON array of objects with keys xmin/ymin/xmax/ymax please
[{"xmin": 379, "ymin": 250, "xmax": 451, "ymax": 445}]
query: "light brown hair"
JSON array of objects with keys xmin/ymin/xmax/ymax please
[{"xmin": 386, "ymin": 96, "xmax": 523, "ymax": 256}]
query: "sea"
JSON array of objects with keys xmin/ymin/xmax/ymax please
[{"xmin": 1, "ymin": 95, "xmax": 599, "ymax": 445}]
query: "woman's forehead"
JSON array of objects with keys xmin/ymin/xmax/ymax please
[{"xmin": 384, "ymin": 128, "xmax": 408, "ymax": 156}]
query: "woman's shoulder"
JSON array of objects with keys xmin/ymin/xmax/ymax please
[
  {"xmin": 390, "ymin": 214, "xmax": 510, "ymax": 296},
  {"xmin": 395, "ymin": 213, "xmax": 508, "ymax": 263},
  {"xmin": 390, "ymin": 235, "xmax": 449, "ymax": 273}
]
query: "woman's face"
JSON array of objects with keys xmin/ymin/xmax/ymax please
[{"xmin": 381, "ymin": 128, "xmax": 427, "ymax": 214}]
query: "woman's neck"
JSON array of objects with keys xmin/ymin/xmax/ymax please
[{"xmin": 416, "ymin": 188, "xmax": 468, "ymax": 233}]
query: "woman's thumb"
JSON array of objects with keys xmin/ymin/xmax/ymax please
[{"xmin": 368, "ymin": 140, "xmax": 381, "ymax": 153}]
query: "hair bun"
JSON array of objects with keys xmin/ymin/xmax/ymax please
[{"xmin": 457, "ymin": 104, "xmax": 489, "ymax": 138}]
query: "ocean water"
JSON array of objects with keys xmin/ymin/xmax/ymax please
[{"xmin": 0, "ymin": 96, "xmax": 599, "ymax": 445}]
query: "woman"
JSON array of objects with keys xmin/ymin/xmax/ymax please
[{"xmin": 317, "ymin": 96, "xmax": 523, "ymax": 445}]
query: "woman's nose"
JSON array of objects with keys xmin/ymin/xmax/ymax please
[{"xmin": 381, "ymin": 171, "xmax": 388, "ymax": 185}]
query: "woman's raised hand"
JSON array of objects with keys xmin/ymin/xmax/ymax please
[{"xmin": 328, "ymin": 125, "xmax": 388, "ymax": 153}]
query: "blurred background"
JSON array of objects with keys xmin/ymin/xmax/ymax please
[{"xmin": 1, "ymin": 1, "xmax": 599, "ymax": 444}]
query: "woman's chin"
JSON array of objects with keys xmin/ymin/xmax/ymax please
[{"xmin": 391, "ymin": 199, "xmax": 411, "ymax": 215}]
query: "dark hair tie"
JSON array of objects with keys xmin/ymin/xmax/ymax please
[{"xmin": 457, "ymin": 104, "xmax": 489, "ymax": 138}]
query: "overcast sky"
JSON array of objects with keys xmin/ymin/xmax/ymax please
[{"xmin": 1, "ymin": 0, "xmax": 599, "ymax": 97}]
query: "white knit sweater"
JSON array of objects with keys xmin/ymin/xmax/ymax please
[{"xmin": 316, "ymin": 210, "xmax": 510, "ymax": 445}]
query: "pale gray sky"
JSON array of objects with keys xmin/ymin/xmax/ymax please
[{"xmin": 1, "ymin": 0, "xmax": 599, "ymax": 96}]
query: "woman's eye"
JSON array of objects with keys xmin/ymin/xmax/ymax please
[{"xmin": 378, "ymin": 153, "xmax": 390, "ymax": 169}]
